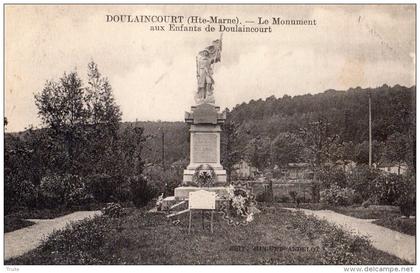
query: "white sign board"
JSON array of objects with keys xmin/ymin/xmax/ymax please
[{"xmin": 189, "ymin": 190, "xmax": 216, "ymax": 210}]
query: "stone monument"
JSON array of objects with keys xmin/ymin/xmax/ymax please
[{"xmin": 169, "ymin": 36, "xmax": 229, "ymax": 204}]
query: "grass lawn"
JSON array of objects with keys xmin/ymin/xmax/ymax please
[
  {"xmin": 6, "ymin": 204, "xmax": 408, "ymax": 265},
  {"xmin": 277, "ymin": 202, "xmax": 330, "ymax": 210},
  {"xmin": 5, "ymin": 208, "xmax": 73, "ymax": 233},
  {"xmin": 278, "ymin": 202, "xmax": 402, "ymax": 219},
  {"xmin": 277, "ymin": 202, "xmax": 416, "ymax": 237},
  {"xmin": 373, "ymin": 217, "xmax": 416, "ymax": 236},
  {"xmin": 5, "ymin": 204, "xmax": 106, "ymax": 233},
  {"xmin": 331, "ymin": 206, "xmax": 401, "ymax": 220},
  {"xmin": 4, "ymin": 216, "xmax": 34, "ymax": 233}
]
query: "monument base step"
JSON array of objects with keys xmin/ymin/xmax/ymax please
[
  {"xmin": 174, "ymin": 186, "xmax": 229, "ymax": 200},
  {"xmin": 183, "ymin": 168, "xmax": 227, "ymax": 185},
  {"xmin": 161, "ymin": 196, "xmax": 177, "ymax": 211},
  {"xmin": 161, "ymin": 195, "xmax": 228, "ymax": 211}
]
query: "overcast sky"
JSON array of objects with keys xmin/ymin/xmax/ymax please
[{"xmin": 5, "ymin": 5, "xmax": 415, "ymax": 132}]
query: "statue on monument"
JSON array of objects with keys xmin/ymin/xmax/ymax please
[{"xmin": 195, "ymin": 36, "xmax": 222, "ymax": 105}]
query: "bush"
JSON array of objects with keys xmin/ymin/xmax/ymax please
[
  {"xmin": 5, "ymin": 179, "xmax": 38, "ymax": 214},
  {"xmin": 102, "ymin": 203, "xmax": 124, "ymax": 218},
  {"xmin": 318, "ymin": 167, "xmax": 347, "ymax": 189},
  {"xmin": 143, "ymin": 166, "xmax": 182, "ymax": 197},
  {"xmin": 129, "ymin": 175, "xmax": 158, "ymax": 208},
  {"xmin": 347, "ymin": 165, "xmax": 380, "ymax": 202},
  {"xmin": 85, "ymin": 174, "xmax": 118, "ymax": 203},
  {"xmin": 395, "ymin": 175, "xmax": 416, "ymax": 217},
  {"xmin": 40, "ymin": 174, "xmax": 92, "ymax": 208},
  {"xmin": 114, "ymin": 178, "xmax": 133, "ymax": 203},
  {"xmin": 372, "ymin": 173, "xmax": 411, "ymax": 206},
  {"xmin": 320, "ymin": 184, "xmax": 355, "ymax": 206}
]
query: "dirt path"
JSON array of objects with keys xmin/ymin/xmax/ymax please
[
  {"xmin": 286, "ymin": 208, "xmax": 415, "ymax": 264},
  {"xmin": 4, "ymin": 211, "xmax": 101, "ymax": 261}
]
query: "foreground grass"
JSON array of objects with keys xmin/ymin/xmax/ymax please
[
  {"xmin": 5, "ymin": 204, "xmax": 106, "ymax": 233},
  {"xmin": 278, "ymin": 203, "xmax": 402, "ymax": 220},
  {"xmin": 373, "ymin": 217, "xmax": 416, "ymax": 236},
  {"xmin": 4, "ymin": 216, "xmax": 34, "ymax": 233},
  {"xmin": 5, "ymin": 208, "xmax": 76, "ymax": 234},
  {"xmin": 331, "ymin": 206, "xmax": 401, "ymax": 220},
  {"xmin": 6, "ymin": 205, "xmax": 408, "ymax": 265},
  {"xmin": 7, "ymin": 208, "xmax": 74, "ymax": 220}
]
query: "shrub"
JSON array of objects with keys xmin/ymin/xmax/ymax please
[
  {"xmin": 102, "ymin": 203, "xmax": 124, "ymax": 218},
  {"xmin": 129, "ymin": 175, "xmax": 158, "ymax": 208},
  {"xmin": 347, "ymin": 165, "xmax": 380, "ymax": 202},
  {"xmin": 318, "ymin": 167, "xmax": 347, "ymax": 189},
  {"xmin": 85, "ymin": 174, "xmax": 117, "ymax": 203},
  {"xmin": 5, "ymin": 179, "xmax": 38, "ymax": 213},
  {"xmin": 320, "ymin": 184, "xmax": 355, "ymax": 206},
  {"xmin": 114, "ymin": 178, "xmax": 133, "ymax": 203},
  {"xmin": 143, "ymin": 166, "xmax": 182, "ymax": 196},
  {"xmin": 372, "ymin": 173, "xmax": 411, "ymax": 206},
  {"xmin": 395, "ymin": 175, "xmax": 416, "ymax": 217},
  {"xmin": 40, "ymin": 174, "xmax": 91, "ymax": 208}
]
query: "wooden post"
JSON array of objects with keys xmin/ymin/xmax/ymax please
[
  {"xmin": 210, "ymin": 211, "xmax": 214, "ymax": 233},
  {"xmin": 188, "ymin": 210, "xmax": 192, "ymax": 234},
  {"xmin": 202, "ymin": 210, "xmax": 205, "ymax": 229}
]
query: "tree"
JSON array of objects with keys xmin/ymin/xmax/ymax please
[
  {"xmin": 221, "ymin": 109, "xmax": 241, "ymax": 183},
  {"xmin": 245, "ymin": 136, "xmax": 272, "ymax": 171},
  {"xmin": 83, "ymin": 61, "xmax": 122, "ymax": 175},
  {"xmin": 271, "ymin": 132, "xmax": 304, "ymax": 166},
  {"xmin": 383, "ymin": 132, "xmax": 410, "ymax": 174},
  {"xmin": 34, "ymin": 61, "xmax": 122, "ymax": 176},
  {"xmin": 354, "ymin": 140, "xmax": 384, "ymax": 165},
  {"xmin": 35, "ymin": 72, "xmax": 87, "ymax": 173},
  {"xmin": 298, "ymin": 116, "xmax": 341, "ymax": 167}
]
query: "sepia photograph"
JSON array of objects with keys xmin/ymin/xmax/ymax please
[{"xmin": 2, "ymin": 3, "xmax": 417, "ymax": 269}]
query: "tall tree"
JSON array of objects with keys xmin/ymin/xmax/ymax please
[
  {"xmin": 298, "ymin": 116, "xmax": 341, "ymax": 167},
  {"xmin": 35, "ymin": 72, "xmax": 87, "ymax": 173},
  {"xmin": 221, "ymin": 109, "xmax": 241, "ymax": 183},
  {"xmin": 34, "ymin": 61, "xmax": 122, "ymax": 176},
  {"xmin": 271, "ymin": 132, "xmax": 304, "ymax": 166},
  {"xmin": 383, "ymin": 132, "xmax": 410, "ymax": 174}
]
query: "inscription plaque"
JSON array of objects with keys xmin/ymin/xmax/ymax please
[
  {"xmin": 193, "ymin": 133, "xmax": 217, "ymax": 163},
  {"xmin": 189, "ymin": 190, "xmax": 216, "ymax": 209}
]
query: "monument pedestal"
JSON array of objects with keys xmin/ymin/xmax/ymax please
[{"xmin": 182, "ymin": 103, "xmax": 227, "ymax": 186}]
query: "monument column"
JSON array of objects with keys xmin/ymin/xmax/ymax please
[{"xmin": 182, "ymin": 104, "xmax": 227, "ymax": 185}]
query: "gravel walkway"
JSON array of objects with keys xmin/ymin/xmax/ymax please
[
  {"xmin": 4, "ymin": 211, "xmax": 102, "ymax": 261},
  {"xmin": 286, "ymin": 208, "xmax": 415, "ymax": 264}
]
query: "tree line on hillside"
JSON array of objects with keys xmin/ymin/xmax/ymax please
[
  {"xmin": 224, "ymin": 85, "xmax": 415, "ymax": 172},
  {"xmin": 4, "ymin": 61, "xmax": 416, "ymax": 214}
]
